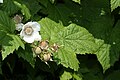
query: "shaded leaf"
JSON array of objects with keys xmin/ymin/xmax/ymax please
[
  {"xmin": 17, "ymin": 45, "xmax": 35, "ymax": 67},
  {"xmin": 1, "ymin": 0, "xmax": 20, "ymax": 15},
  {"xmin": 105, "ymin": 70, "xmax": 120, "ymax": 80},
  {"xmin": 47, "ymin": 0, "xmax": 82, "ymax": 25},
  {"xmin": 0, "ymin": 31, "xmax": 13, "ymax": 45},
  {"xmin": 109, "ymin": 20, "xmax": 120, "ymax": 67},
  {"xmin": 0, "ymin": 11, "xmax": 16, "ymax": 33}
]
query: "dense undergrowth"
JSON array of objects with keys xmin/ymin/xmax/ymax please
[{"xmin": 0, "ymin": 0, "xmax": 120, "ymax": 80}]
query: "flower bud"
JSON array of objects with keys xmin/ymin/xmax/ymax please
[
  {"xmin": 13, "ymin": 15, "xmax": 23, "ymax": 24},
  {"xmin": 51, "ymin": 43, "xmax": 59, "ymax": 52},
  {"xmin": 43, "ymin": 53, "xmax": 51, "ymax": 62},
  {"xmin": 39, "ymin": 40, "xmax": 49, "ymax": 50},
  {"xmin": 34, "ymin": 47, "xmax": 41, "ymax": 55}
]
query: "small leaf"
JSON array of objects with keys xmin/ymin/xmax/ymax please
[
  {"xmin": 0, "ymin": 11, "xmax": 15, "ymax": 33},
  {"xmin": 2, "ymin": 35, "xmax": 24, "ymax": 60},
  {"xmin": 72, "ymin": 0, "xmax": 81, "ymax": 4},
  {"xmin": 54, "ymin": 47, "xmax": 79, "ymax": 71},
  {"xmin": 60, "ymin": 71, "xmax": 72, "ymax": 80},
  {"xmin": 95, "ymin": 39, "xmax": 111, "ymax": 72}
]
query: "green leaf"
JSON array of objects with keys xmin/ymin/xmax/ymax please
[
  {"xmin": 14, "ymin": 1, "xmax": 31, "ymax": 20},
  {"xmin": 111, "ymin": 0, "xmax": 120, "ymax": 11},
  {"xmin": 57, "ymin": 24, "xmax": 98, "ymax": 54},
  {"xmin": 105, "ymin": 70, "xmax": 120, "ymax": 80},
  {"xmin": 2, "ymin": 35, "xmax": 24, "ymax": 60},
  {"xmin": 81, "ymin": 0, "xmax": 113, "ymax": 40},
  {"xmin": 54, "ymin": 47, "xmax": 79, "ymax": 71},
  {"xmin": 109, "ymin": 20, "xmax": 120, "ymax": 67},
  {"xmin": 47, "ymin": 0, "xmax": 82, "ymax": 25},
  {"xmin": 1, "ymin": 0, "xmax": 20, "ymax": 15},
  {"xmin": 0, "ymin": 11, "xmax": 16, "ymax": 33},
  {"xmin": 72, "ymin": 73, "xmax": 83, "ymax": 80},
  {"xmin": 0, "ymin": 31, "xmax": 13, "ymax": 45},
  {"xmin": 60, "ymin": 71, "xmax": 72, "ymax": 80},
  {"xmin": 39, "ymin": 18, "xmax": 64, "ymax": 43},
  {"xmin": 17, "ymin": 45, "xmax": 35, "ymax": 67},
  {"xmin": 72, "ymin": 0, "xmax": 81, "ymax": 4},
  {"xmin": 95, "ymin": 39, "xmax": 111, "ymax": 72}
]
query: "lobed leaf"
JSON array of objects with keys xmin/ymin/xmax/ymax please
[
  {"xmin": 2, "ymin": 35, "xmax": 24, "ymax": 60},
  {"xmin": 54, "ymin": 47, "xmax": 79, "ymax": 71},
  {"xmin": 57, "ymin": 24, "xmax": 98, "ymax": 54},
  {"xmin": 39, "ymin": 17, "xmax": 64, "ymax": 43},
  {"xmin": 111, "ymin": 0, "xmax": 120, "ymax": 11},
  {"xmin": 95, "ymin": 39, "xmax": 111, "ymax": 72}
]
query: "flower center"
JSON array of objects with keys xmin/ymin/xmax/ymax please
[{"xmin": 24, "ymin": 26, "xmax": 33, "ymax": 35}]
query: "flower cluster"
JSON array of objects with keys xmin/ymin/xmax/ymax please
[
  {"xmin": 33, "ymin": 41, "xmax": 60, "ymax": 63},
  {"xmin": 14, "ymin": 15, "xmax": 60, "ymax": 64},
  {"xmin": 14, "ymin": 15, "xmax": 41, "ymax": 43}
]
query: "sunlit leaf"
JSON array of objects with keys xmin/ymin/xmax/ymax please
[
  {"xmin": 54, "ymin": 47, "xmax": 79, "ymax": 71},
  {"xmin": 2, "ymin": 35, "xmax": 24, "ymax": 60},
  {"xmin": 39, "ymin": 17, "xmax": 64, "ymax": 43},
  {"xmin": 14, "ymin": 1, "xmax": 31, "ymax": 20},
  {"xmin": 60, "ymin": 71, "xmax": 72, "ymax": 80},
  {"xmin": 72, "ymin": 0, "xmax": 80, "ymax": 4},
  {"xmin": 111, "ymin": 0, "xmax": 120, "ymax": 11},
  {"xmin": 57, "ymin": 24, "xmax": 98, "ymax": 54},
  {"xmin": 95, "ymin": 39, "xmax": 111, "ymax": 72}
]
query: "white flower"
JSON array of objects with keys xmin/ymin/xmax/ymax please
[
  {"xmin": 20, "ymin": 22, "xmax": 41, "ymax": 43},
  {"xmin": 16, "ymin": 23, "xmax": 24, "ymax": 31},
  {"xmin": 0, "ymin": 0, "xmax": 3, "ymax": 3}
]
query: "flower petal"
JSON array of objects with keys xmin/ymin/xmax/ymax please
[
  {"xmin": 16, "ymin": 23, "xmax": 24, "ymax": 31},
  {"xmin": 0, "ymin": 0, "xmax": 3, "ymax": 3},
  {"xmin": 31, "ymin": 22, "xmax": 40, "ymax": 31},
  {"xmin": 33, "ymin": 32, "xmax": 41, "ymax": 41},
  {"xmin": 23, "ymin": 35, "xmax": 35, "ymax": 43}
]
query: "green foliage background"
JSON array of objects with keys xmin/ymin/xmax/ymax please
[{"xmin": 0, "ymin": 0, "xmax": 120, "ymax": 80}]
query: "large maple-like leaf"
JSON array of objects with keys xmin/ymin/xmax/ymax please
[{"xmin": 57, "ymin": 24, "xmax": 98, "ymax": 54}]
